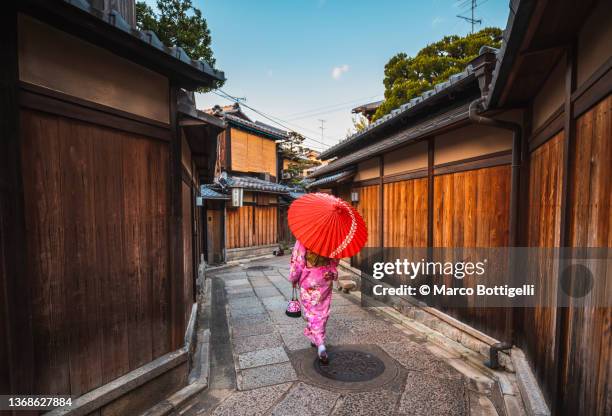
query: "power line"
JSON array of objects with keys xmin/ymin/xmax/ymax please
[
  {"xmin": 456, "ymin": 0, "xmax": 482, "ymax": 33},
  {"xmin": 281, "ymin": 94, "xmax": 382, "ymax": 119},
  {"xmin": 318, "ymin": 119, "xmax": 326, "ymax": 143},
  {"xmin": 212, "ymin": 90, "xmax": 331, "ymax": 149}
]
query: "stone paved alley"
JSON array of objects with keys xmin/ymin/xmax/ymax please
[{"xmin": 181, "ymin": 256, "xmax": 524, "ymax": 416}]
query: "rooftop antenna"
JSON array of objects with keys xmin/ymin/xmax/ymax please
[
  {"xmin": 318, "ymin": 119, "xmax": 326, "ymax": 142},
  {"xmin": 456, "ymin": 0, "xmax": 482, "ymax": 34}
]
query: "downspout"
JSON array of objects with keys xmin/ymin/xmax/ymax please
[{"xmin": 468, "ymin": 97, "xmax": 522, "ymax": 358}]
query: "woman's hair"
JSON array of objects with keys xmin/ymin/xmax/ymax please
[{"xmin": 305, "ymin": 250, "xmax": 331, "ymax": 267}]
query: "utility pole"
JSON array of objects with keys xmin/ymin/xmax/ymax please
[
  {"xmin": 456, "ymin": 0, "xmax": 481, "ymax": 34},
  {"xmin": 318, "ymin": 119, "xmax": 326, "ymax": 142}
]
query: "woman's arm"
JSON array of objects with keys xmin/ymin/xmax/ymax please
[{"xmin": 288, "ymin": 241, "xmax": 306, "ymax": 285}]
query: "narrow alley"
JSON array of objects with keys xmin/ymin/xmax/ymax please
[{"xmin": 178, "ymin": 256, "xmax": 522, "ymax": 416}]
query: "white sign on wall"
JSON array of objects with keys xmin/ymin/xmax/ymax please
[{"xmin": 231, "ymin": 188, "xmax": 244, "ymax": 207}]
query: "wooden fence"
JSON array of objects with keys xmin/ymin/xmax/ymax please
[
  {"xmin": 19, "ymin": 109, "xmax": 174, "ymax": 396},
  {"xmin": 344, "ymin": 93, "xmax": 611, "ymax": 413},
  {"xmin": 225, "ymin": 205, "xmax": 278, "ymax": 249}
]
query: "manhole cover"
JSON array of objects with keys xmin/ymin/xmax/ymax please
[
  {"xmin": 314, "ymin": 349, "xmax": 385, "ymax": 382},
  {"xmin": 245, "ymin": 265, "xmax": 272, "ymax": 271}
]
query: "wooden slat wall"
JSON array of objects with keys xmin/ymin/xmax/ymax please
[
  {"xmin": 561, "ymin": 95, "xmax": 611, "ymax": 415},
  {"xmin": 230, "ymin": 128, "xmax": 277, "ymax": 175},
  {"xmin": 433, "ymin": 165, "xmax": 511, "ymax": 340},
  {"xmin": 522, "ymin": 131, "xmax": 564, "ymax": 404},
  {"xmin": 354, "ymin": 185, "xmax": 380, "ymax": 248},
  {"xmin": 383, "ymin": 179, "xmax": 428, "ymax": 247},
  {"xmin": 181, "ymin": 181, "xmax": 194, "ymax": 325},
  {"xmin": 225, "ymin": 205, "xmax": 278, "ymax": 249},
  {"xmin": 20, "ymin": 109, "xmax": 171, "ymax": 396},
  {"xmin": 352, "ymin": 185, "xmax": 380, "ymax": 269}
]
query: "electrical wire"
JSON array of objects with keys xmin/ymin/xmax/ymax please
[
  {"xmin": 212, "ymin": 89, "xmax": 332, "ymax": 150},
  {"xmin": 280, "ymin": 94, "xmax": 382, "ymax": 119}
]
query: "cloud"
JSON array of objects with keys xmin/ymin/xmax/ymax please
[
  {"xmin": 331, "ymin": 64, "xmax": 349, "ymax": 80},
  {"xmin": 432, "ymin": 16, "xmax": 445, "ymax": 26}
]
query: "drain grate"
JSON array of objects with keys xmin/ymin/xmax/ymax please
[{"xmin": 313, "ymin": 350, "xmax": 386, "ymax": 382}]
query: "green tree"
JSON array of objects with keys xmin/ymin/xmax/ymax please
[
  {"xmin": 345, "ymin": 114, "xmax": 369, "ymax": 138},
  {"xmin": 279, "ymin": 132, "xmax": 320, "ymax": 185},
  {"xmin": 373, "ymin": 27, "xmax": 502, "ymax": 121},
  {"xmin": 136, "ymin": 0, "xmax": 222, "ymax": 88}
]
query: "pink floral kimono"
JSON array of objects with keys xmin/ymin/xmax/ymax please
[{"xmin": 288, "ymin": 240, "xmax": 339, "ymax": 346}]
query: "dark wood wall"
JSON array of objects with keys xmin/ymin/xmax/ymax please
[
  {"xmin": 522, "ymin": 131, "xmax": 564, "ymax": 404},
  {"xmin": 225, "ymin": 205, "xmax": 278, "ymax": 249},
  {"xmin": 182, "ymin": 181, "xmax": 194, "ymax": 325},
  {"xmin": 19, "ymin": 109, "xmax": 173, "ymax": 396},
  {"xmin": 561, "ymin": 95, "xmax": 611, "ymax": 415}
]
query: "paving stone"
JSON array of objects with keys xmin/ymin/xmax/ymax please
[
  {"xmin": 233, "ymin": 332, "xmax": 284, "ymax": 355},
  {"xmin": 331, "ymin": 390, "xmax": 400, "ymax": 416},
  {"xmin": 229, "ymin": 313, "xmax": 271, "ymax": 328},
  {"xmin": 229, "ymin": 305, "xmax": 266, "ymax": 318},
  {"xmin": 261, "ymin": 296, "xmax": 288, "ymax": 311},
  {"xmin": 397, "ymin": 371, "xmax": 467, "ymax": 416},
  {"xmin": 270, "ymin": 382, "xmax": 339, "ymax": 416},
  {"xmin": 224, "ymin": 278, "xmax": 250, "ymax": 287},
  {"xmin": 254, "ymin": 286, "xmax": 282, "ymax": 298},
  {"xmin": 218, "ymin": 272, "xmax": 249, "ymax": 279},
  {"xmin": 246, "ymin": 270, "xmax": 266, "ymax": 277},
  {"xmin": 334, "ymin": 327, "xmax": 409, "ymax": 345},
  {"xmin": 228, "ymin": 297, "xmax": 262, "ymax": 309},
  {"xmin": 274, "ymin": 285, "xmax": 293, "ymax": 299},
  {"xmin": 327, "ymin": 317, "xmax": 394, "ymax": 333},
  {"xmin": 381, "ymin": 342, "xmax": 463, "ymax": 380},
  {"xmin": 211, "ymin": 383, "xmax": 292, "ymax": 416},
  {"xmin": 279, "ymin": 329, "xmax": 311, "ymax": 351},
  {"xmin": 232, "ymin": 321, "xmax": 276, "ymax": 338},
  {"xmin": 249, "ymin": 276, "xmax": 272, "ymax": 286},
  {"xmin": 225, "ymin": 287, "xmax": 255, "ymax": 299},
  {"xmin": 238, "ymin": 346, "xmax": 289, "ymax": 369},
  {"xmin": 237, "ymin": 362, "xmax": 297, "ymax": 390}
]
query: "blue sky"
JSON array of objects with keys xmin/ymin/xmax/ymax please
[{"xmin": 153, "ymin": 0, "xmax": 511, "ymax": 151}]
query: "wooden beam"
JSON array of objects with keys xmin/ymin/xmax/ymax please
[
  {"xmin": 427, "ymin": 137, "xmax": 434, "ymax": 249},
  {"xmin": 0, "ymin": 6, "xmax": 36, "ymax": 403},
  {"xmin": 379, "ymin": 155, "xmax": 384, "ymax": 250},
  {"xmin": 168, "ymin": 86, "xmax": 185, "ymax": 350},
  {"xmin": 433, "ymin": 151, "xmax": 512, "ymax": 176},
  {"xmin": 553, "ymin": 40, "xmax": 577, "ymax": 415}
]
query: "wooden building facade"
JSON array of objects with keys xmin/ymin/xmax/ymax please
[
  {"xmin": 1, "ymin": 1, "xmax": 225, "ymax": 414},
  {"xmin": 310, "ymin": 1, "xmax": 610, "ymax": 413},
  {"xmin": 201, "ymin": 106, "xmax": 293, "ymax": 262}
]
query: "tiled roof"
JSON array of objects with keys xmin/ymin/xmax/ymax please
[
  {"xmin": 225, "ymin": 114, "xmax": 289, "ymax": 140},
  {"xmin": 319, "ymin": 68, "xmax": 476, "ymax": 160},
  {"xmin": 306, "ymin": 169, "xmax": 356, "ymax": 189},
  {"xmin": 288, "ymin": 191, "xmax": 307, "ymax": 199},
  {"xmin": 220, "ymin": 174, "xmax": 291, "ymax": 194},
  {"xmin": 310, "ymin": 103, "xmax": 470, "ymax": 178},
  {"xmin": 200, "ymin": 184, "xmax": 230, "ymax": 200},
  {"xmin": 62, "ymin": 0, "xmax": 224, "ymax": 82}
]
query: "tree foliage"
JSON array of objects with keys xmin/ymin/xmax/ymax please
[
  {"xmin": 345, "ymin": 114, "xmax": 369, "ymax": 138},
  {"xmin": 279, "ymin": 132, "xmax": 320, "ymax": 185},
  {"xmin": 373, "ymin": 27, "xmax": 502, "ymax": 121},
  {"xmin": 136, "ymin": 0, "xmax": 222, "ymax": 89}
]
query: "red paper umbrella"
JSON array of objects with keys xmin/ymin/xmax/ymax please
[{"xmin": 288, "ymin": 193, "xmax": 367, "ymax": 259}]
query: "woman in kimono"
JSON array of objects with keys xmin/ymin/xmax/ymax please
[{"xmin": 288, "ymin": 240, "xmax": 339, "ymax": 364}]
